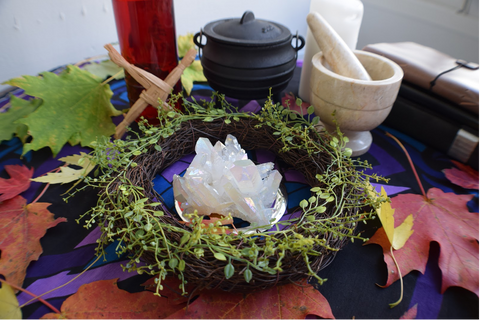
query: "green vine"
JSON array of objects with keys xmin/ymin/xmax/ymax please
[{"xmin": 70, "ymin": 92, "xmax": 388, "ymax": 296}]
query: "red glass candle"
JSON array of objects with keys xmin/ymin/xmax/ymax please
[{"xmin": 112, "ymin": 0, "xmax": 180, "ymax": 122}]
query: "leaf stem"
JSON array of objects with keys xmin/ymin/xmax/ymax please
[
  {"xmin": 385, "ymin": 132, "xmax": 427, "ymax": 200},
  {"xmin": 101, "ymin": 70, "xmax": 124, "ymax": 86},
  {"xmin": 19, "ymin": 254, "xmax": 102, "ymax": 308},
  {"xmin": 0, "ymin": 278, "xmax": 61, "ymax": 314},
  {"xmin": 31, "ymin": 166, "xmax": 64, "ymax": 204},
  {"xmin": 388, "ymin": 246, "xmax": 403, "ymax": 308}
]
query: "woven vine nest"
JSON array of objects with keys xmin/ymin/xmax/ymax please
[{"xmin": 81, "ymin": 95, "xmax": 382, "ymax": 296}]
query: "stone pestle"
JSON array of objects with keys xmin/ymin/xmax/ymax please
[{"xmin": 307, "ymin": 12, "xmax": 371, "ymax": 81}]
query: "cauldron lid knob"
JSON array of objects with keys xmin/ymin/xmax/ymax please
[
  {"xmin": 240, "ymin": 11, "xmax": 255, "ymax": 24},
  {"xmin": 202, "ymin": 10, "xmax": 291, "ymax": 44}
]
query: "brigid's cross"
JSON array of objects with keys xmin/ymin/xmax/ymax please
[{"xmin": 104, "ymin": 44, "xmax": 197, "ymax": 139}]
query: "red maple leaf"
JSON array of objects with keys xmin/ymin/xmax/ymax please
[
  {"xmin": 41, "ymin": 277, "xmax": 334, "ymax": 319},
  {"xmin": 0, "ymin": 164, "xmax": 33, "ymax": 202},
  {"xmin": 0, "ymin": 196, "xmax": 66, "ymax": 288},
  {"xmin": 444, "ymin": 160, "xmax": 479, "ymax": 190},
  {"xmin": 366, "ymin": 188, "xmax": 478, "ymax": 295}
]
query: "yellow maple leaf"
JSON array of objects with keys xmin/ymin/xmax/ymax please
[
  {"xmin": 31, "ymin": 152, "xmax": 94, "ymax": 184},
  {"xmin": 368, "ymin": 184, "xmax": 415, "ymax": 308},
  {"xmin": 0, "ymin": 282, "xmax": 22, "ymax": 319},
  {"xmin": 375, "ymin": 186, "xmax": 414, "ymax": 250}
]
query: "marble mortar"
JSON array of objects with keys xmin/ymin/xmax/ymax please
[{"xmin": 310, "ymin": 49, "xmax": 404, "ymax": 156}]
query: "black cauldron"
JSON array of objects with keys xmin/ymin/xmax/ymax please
[{"xmin": 194, "ymin": 11, "xmax": 305, "ymax": 100}]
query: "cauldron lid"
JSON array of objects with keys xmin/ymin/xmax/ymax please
[{"xmin": 202, "ymin": 11, "xmax": 291, "ymax": 46}]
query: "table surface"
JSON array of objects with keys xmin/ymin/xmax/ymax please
[{"xmin": 0, "ymin": 64, "xmax": 478, "ymax": 319}]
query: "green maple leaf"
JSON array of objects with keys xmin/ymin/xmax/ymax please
[
  {"xmin": 0, "ymin": 95, "xmax": 41, "ymax": 143},
  {"xmin": 181, "ymin": 60, "xmax": 207, "ymax": 95},
  {"xmin": 83, "ymin": 59, "xmax": 125, "ymax": 80},
  {"xmin": 178, "ymin": 33, "xmax": 196, "ymax": 57},
  {"xmin": 4, "ymin": 65, "xmax": 122, "ymax": 156},
  {"xmin": 178, "ymin": 33, "xmax": 207, "ymax": 95}
]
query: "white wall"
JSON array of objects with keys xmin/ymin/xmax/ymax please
[
  {"xmin": 0, "ymin": 0, "xmax": 311, "ymax": 93},
  {"xmin": 0, "ymin": 0, "xmax": 118, "ymax": 93},
  {"xmin": 358, "ymin": 0, "xmax": 479, "ymax": 63},
  {"xmin": 1, "ymin": 0, "xmax": 478, "ymax": 93}
]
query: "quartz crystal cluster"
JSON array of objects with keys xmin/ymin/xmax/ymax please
[{"xmin": 173, "ymin": 135, "xmax": 282, "ymax": 227}]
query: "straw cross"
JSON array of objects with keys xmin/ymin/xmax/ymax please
[{"xmin": 104, "ymin": 44, "xmax": 197, "ymax": 139}]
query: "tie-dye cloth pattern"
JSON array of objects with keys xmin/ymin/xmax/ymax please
[{"xmin": 0, "ymin": 64, "xmax": 477, "ymax": 319}]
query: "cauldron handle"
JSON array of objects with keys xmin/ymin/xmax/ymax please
[
  {"xmin": 193, "ymin": 30, "xmax": 206, "ymax": 59},
  {"xmin": 292, "ymin": 31, "xmax": 305, "ymax": 52}
]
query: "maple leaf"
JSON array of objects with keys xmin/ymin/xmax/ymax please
[
  {"xmin": 368, "ymin": 186, "xmax": 414, "ymax": 307},
  {"xmin": 41, "ymin": 278, "xmax": 186, "ymax": 319},
  {"xmin": 366, "ymin": 188, "xmax": 479, "ymax": 295},
  {"xmin": 177, "ymin": 33, "xmax": 206, "ymax": 95},
  {"xmin": 373, "ymin": 186, "xmax": 414, "ymax": 250},
  {"xmin": 0, "ymin": 164, "xmax": 33, "ymax": 202},
  {"xmin": 444, "ymin": 160, "xmax": 479, "ymax": 190},
  {"xmin": 0, "ymin": 196, "xmax": 66, "ymax": 288},
  {"xmin": 31, "ymin": 152, "xmax": 95, "ymax": 184},
  {"xmin": 83, "ymin": 59, "xmax": 125, "ymax": 80},
  {"xmin": 4, "ymin": 65, "xmax": 122, "ymax": 156},
  {"xmin": 282, "ymin": 92, "xmax": 311, "ymax": 115},
  {"xmin": 400, "ymin": 303, "xmax": 417, "ymax": 319},
  {"xmin": 0, "ymin": 281, "xmax": 22, "ymax": 319},
  {"xmin": 0, "ymin": 95, "xmax": 41, "ymax": 143},
  {"xmin": 181, "ymin": 60, "xmax": 207, "ymax": 96},
  {"xmin": 41, "ymin": 276, "xmax": 333, "ymax": 319},
  {"xmin": 168, "ymin": 282, "xmax": 334, "ymax": 319}
]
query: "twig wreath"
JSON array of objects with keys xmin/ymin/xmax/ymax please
[{"xmin": 73, "ymin": 92, "xmax": 387, "ymax": 296}]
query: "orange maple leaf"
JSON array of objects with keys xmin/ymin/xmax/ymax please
[
  {"xmin": 366, "ymin": 188, "xmax": 478, "ymax": 295},
  {"xmin": 41, "ymin": 277, "xmax": 334, "ymax": 319},
  {"xmin": 168, "ymin": 282, "xmax": 334, "ymax": 319},
  {"xmin": 41, "ymin": 278, "xmax": 185, "ymax": 319},
  {"xmin": 0, "ymin": 196, "xmax": 66, "ymax": 288}
]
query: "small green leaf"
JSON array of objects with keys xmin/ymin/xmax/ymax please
[
  {"xmin": 178, "ymin": 259, "xmax": 186, "ymax": 271},
  {"xmin": 153, "ymin": 210, "xmax": 164, "ymax": 217},
  {"xmin": 307, "ymin": 105, "xmax": 315, "ymax": 115},
  {"xmin": 315, "ymin": 206, "xmax": 327, "ymax": 213},
  {"xmin": 295, "ymin": 98, "xmax": 302, "ymax": 107},
  {"xmin": 343, "ymin": 148, "xmax": 353, "ymax": 157},
  {"xmin": 299, "ymin": 199, "xmax": 309, "ymax": 208},
  {"xmin": 244, "ymin": 269, "xmax": 253, "ymax": 283},
  {"xmin": 224, "ymin": 263, "xmax": 235, "ymax": 279},
  {"xmin": 214, "ymin": 252, "xmax": 227, "ymax": 261},
  {"xmin": 203, "ymin": 117, "xmax": 214, "ymax": 122},
  {"xmin": 179, "ymin": 233, "xmax": 190, "ymax": 245},
  {"xmin": 168, "ymin": 258, "xmax": 178, "ymax": 269}
]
